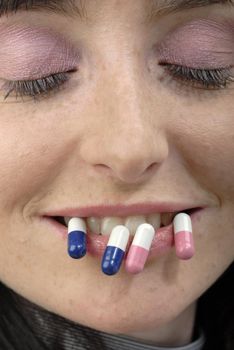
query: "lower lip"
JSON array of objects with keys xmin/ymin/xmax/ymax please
[{"xmin": 42, "ymin": 209, "xmax": 203, "ymax": 259}]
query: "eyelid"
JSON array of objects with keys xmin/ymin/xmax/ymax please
[
  {"xmin": 0, "ymin": 23, "xmax": 80, "ymax": 80},
  {"xmin": 156, "ymin": 18, "xmax": 234, "ymax": 70}
]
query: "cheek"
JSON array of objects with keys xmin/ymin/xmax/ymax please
[
  {"xmin": 0, "ymin": 116, "xmax": 67, "ymax": 211},
  {"xmin": 172, "ymin": 113, "xmax": 234, "ymax": 199}
]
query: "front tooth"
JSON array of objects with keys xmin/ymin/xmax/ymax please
[
  {"xmin": 87, "ymin": 217, "xmax": 101, "ymax": 234},
  {"xmin": 124, "ymin": 215, "xmax": 146, "ymax": 235},
  {"xmin": 161, "ymin": 212, "xmax": 174, "ymax": 226},
  {"xmin": 146, "ymin": 213, "xmax": 161, "ymax": 230},
  {"xmin": 101, "ymin": 217, "xmax": 124, "ymax": 235}
]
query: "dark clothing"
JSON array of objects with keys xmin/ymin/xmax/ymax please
[{"xmin": 0, "ymin": 287, "xmax": 205, "ymax": 350}]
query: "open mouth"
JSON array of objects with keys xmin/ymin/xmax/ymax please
[{"xmin": 51, "ymin": 207, "xmax": 200, "ymax": 236}]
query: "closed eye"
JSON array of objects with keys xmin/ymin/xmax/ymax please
[
  {"xmin": 160, "ymin": 63, "xmax": 234, "ymax": 90},
  {"xmin": 1, "ymin": 70, "xmax": 76, "ymax": 102}
]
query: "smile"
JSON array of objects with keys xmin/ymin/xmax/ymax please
[
  {"xmin": 47, "ymin": 201, "xmax": 202, "ymax": 236},
  {"xmin": 41, "ymin": 203, "xmax": 204, "ymax": 267},
  {"xmin": 53, "ymin": 209, "xmax": 196, "ymax": 236}
]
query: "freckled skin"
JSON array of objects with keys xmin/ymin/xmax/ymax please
[{"xmin": 0, "ymin": 0, "xmax": 234, "ymax": 347}]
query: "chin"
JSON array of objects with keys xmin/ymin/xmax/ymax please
[{"xmin": 53, "ymin": 295, "xmax": 174, "ymax": 335}]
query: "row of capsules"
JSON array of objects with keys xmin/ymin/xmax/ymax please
[{"xmin": 67, "ymin": 213, "xmax": 194, "ymax": 275}]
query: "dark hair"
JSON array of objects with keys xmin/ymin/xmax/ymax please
[{"xmin": 0, "ymin": 261, "xmax": 234, "ymax": 350}]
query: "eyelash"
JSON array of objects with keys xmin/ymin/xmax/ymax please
[
  {"xmin": 160, "ymin": 63, "xmax": 234, "ymax": 90},
  {"xmin": 1, "ymin": 64, "xmax": 234, "ymax": 102},
  {"xmin": 1, "ymin": 72, "xmax": 71, "ymax": 102}
]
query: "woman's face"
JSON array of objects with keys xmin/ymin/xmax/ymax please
[{"xmin": 0, "ymin": 0, "xmax": 234, "ymax": 342}]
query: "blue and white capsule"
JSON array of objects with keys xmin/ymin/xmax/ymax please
[
  {"xmin": 67, "ymin": 217, "xmax": 87, "ymax": 259},
  {"xmin": 101, "ymin": 225, "xmax": 130, "ymax": 276}
]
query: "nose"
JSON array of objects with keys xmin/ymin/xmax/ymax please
[
  {"xmin": 80, "ymin": 73, "xmax": 169, "ymax": 185},
  {"xmin": 80, "ymin": 106, "xmax": 168, "ymax": 184}
]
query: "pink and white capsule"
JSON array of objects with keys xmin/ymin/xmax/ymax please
[
  {"xmin": 173, "ymin": 213, "xmax": 194, "ymax": 260},
  {"xmin": 125, "ymin": 223, "xmax": 155, "ymax": 274}
]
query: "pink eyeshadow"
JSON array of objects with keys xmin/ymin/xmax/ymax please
[
  {"xmin": 156, "ymin": 19, "xmax": 234, "ymax": 69},
  {"xmin": 0, "ymin": 24, "xmax": 80, "ymax": 80}
]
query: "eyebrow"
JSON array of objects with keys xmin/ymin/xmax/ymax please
[
  {"xmin": 0, "ymin": 0, "xmax": 87, "ymax": 19},
  {"xmin": 0, "ymin": 0, "xmax": 233, "ymax": 21},
  {"xmin": 147, "ymin": 0, "xmax": 234, "ymax": 21}
]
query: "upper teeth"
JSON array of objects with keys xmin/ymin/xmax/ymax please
[{"xmin": 65, "ymin": 213, "xmax": 175, "ymax": 236}]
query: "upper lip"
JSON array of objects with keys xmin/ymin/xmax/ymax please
[{"xmin": 43, "ymin": 201, "xmax": 204, "ymax": 218}]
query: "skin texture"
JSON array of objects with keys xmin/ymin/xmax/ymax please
[
  {"xmin": 0, "ymin": 24, "xmax": 80, "ymax": 80},
  {"xmin": 0, "ymin": 0, "xmax": 234, "ymax": 347},
  {"xmin": 157, "ymin": 18, "xmax": 234, "ymax": 68}
]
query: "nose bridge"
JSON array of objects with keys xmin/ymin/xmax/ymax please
[
  {"xmin": 102, "ymin": 74, "xmax": 159, "ymax": 158},
  {"xmin": 80, "ymin": 44, "xmax": 169, "ymax": 183}
]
